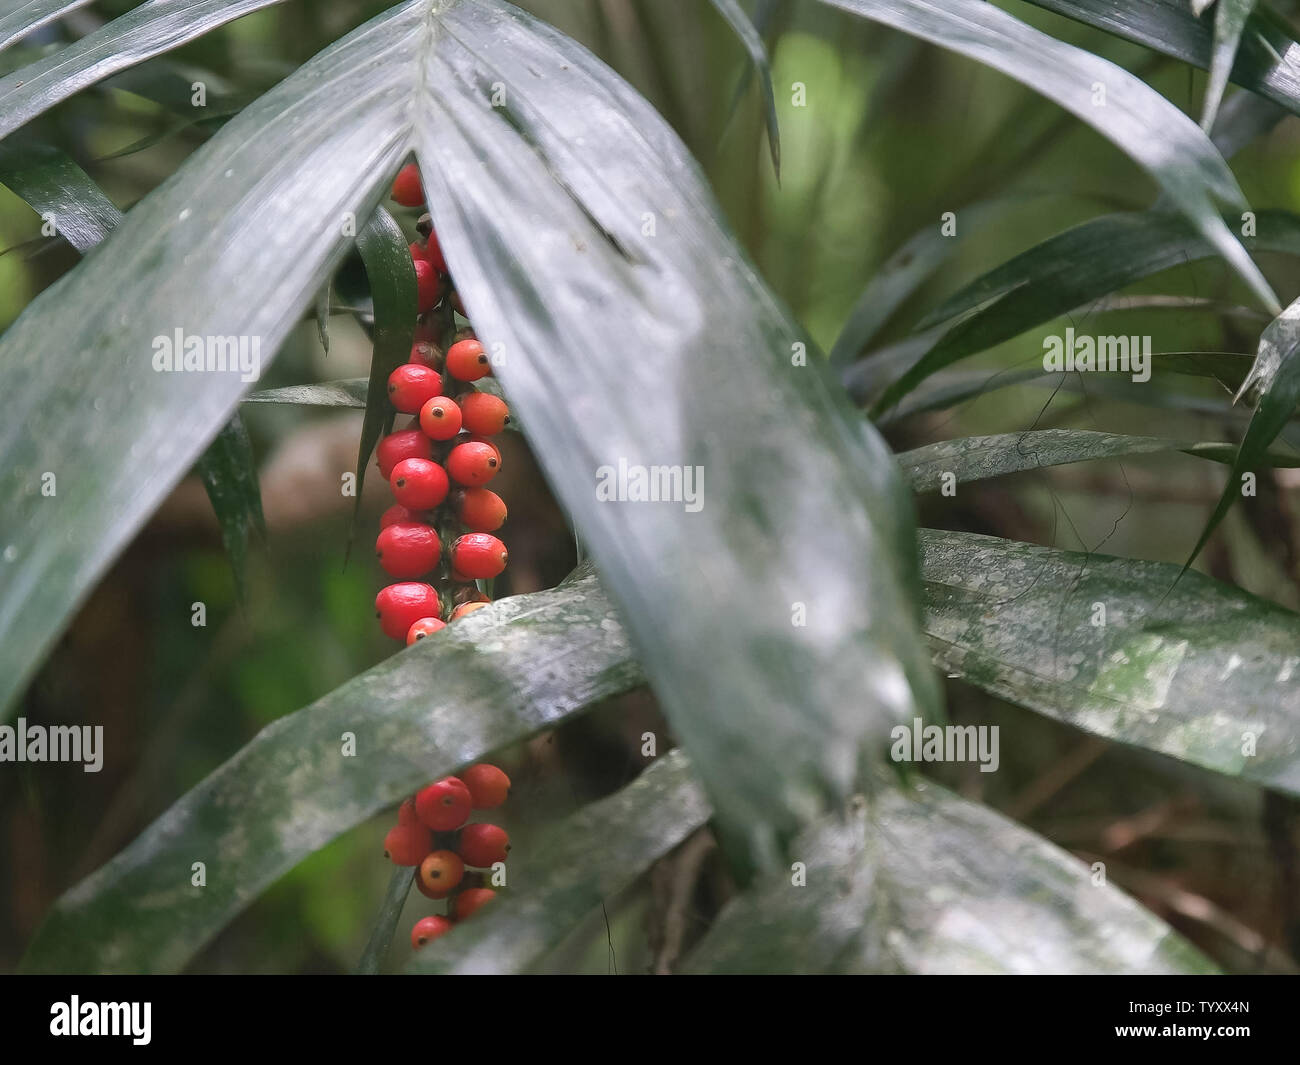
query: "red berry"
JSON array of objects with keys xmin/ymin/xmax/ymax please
[
  {"xmin": 418, "ymin": 849, "xmax": 465, "ymax": 897},
  {"xmin": 391, "ymin": 458, "xmax": 449, "ymax": 510},
  {"xmin": 445, "ymin": 339, "xmax": 491, "ymax": 381},
  {"xmin": 461, "ymin": 434, "xmax": 502, "ymax": 462},
  {"xmin": 459, "ymin": 392, "xmax": 509, "ymax": 435},
  {"xmin": 415, "ymin": 777, "xmax": 473, "ymax": 831},
  {"xmin": 451, "ymin": 533, "xmax": 508, "ymax": 579},
  {"xmin": 458, "ymin": 823, "xmax": 509, "ymax": 867},
  {"xmin": 449, "ymin": 601, "xmax": 489, "ymax": 621},
  {"xmin": 446, "ymin": 442, "xmax": 500, "ymax": 487},
  {"xmin": 376, "ymin": 522, "xmax": 441, "ymax": 578},
  {"xmin": 384, "ymin": 823, "xmax": 432, "ymax": 866},
  {"xmin": 409, "ymin": 341, "xmax": 440, "ymax": 368},
  {"xmin": 454, "ymin": 888, "xmax": 496, "ymax": 920},
  {"xmin": 462, "ymin": 764, "xmax": 510, "ymax": 808},
  {"xmin": 414, "ymin": 258, "xmax": 439, "ymax": 313},
  {"xmin": 454, "ymin": 488, "xmax": 507, "ymax": 532},
  {"xmin": 387, "ymin": 365, "xmax": 442, "ymax": 415},
  {"xmin": 425, "ymin": 229, "xmax": 448, "ymax": 275},
  {"xmin": 397, "ymin": 797, "xmax": 420, "ymax": 826},
  {"xmin": 376, "ymin": 582, "xmax": 440, "ymax": 641},
  {"xmin": 391, "ymin": 163, "xmax": 424, "ymax": 207},
  {"xmin": 380, "ymin": 503, "xmax": 421, "ymax": 528},
  {"xmin": 418, "ymin": 396, "xmax": 462, "ymax": 441},
  {"xmin": 411, "ymin": 915, "xmax": 452, "ymax": 949},
  {"xmin": 375, "ymin": 430, "xmax": 433, "ymax": 480},
  {"xmin": 406, "ymin": 616, "xmax": 446, "ymax": 644}
]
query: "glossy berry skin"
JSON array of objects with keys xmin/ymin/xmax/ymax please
[
  {"xmin": 387, "ymin": 365, "xmax": 443, "ymax": 415},
  {"xmin": 376, "ymin": 582, "xmax": 440, "ymax": 641},
  {"xmin": 415, "ymin": 777, "xmax": 473, "ymax": 831},
  {"xmin": 458, "ymin": 823, "xmax": 509, "ymax": 867},
  {"xmin": 454, "ymin": 488, "xmax": 507, "ymax": 532},
  {"xmin": 414, "ymin": 258, "xmax": 440, "ymax": 313},
  {"xmin": 462, "ymin": 434, "xmax": 502, "ymax": 462},
  {"xmin": 397, "ymin": 797, "xmax": 420, "ymax": 826},
  {"xmin": 462, "ymin": 764, "xmax": 510, "ymax": 808},
  {"xmin": 380, "ymin": 504, "xmax": 421, "ymax": 529},
  {"xmin": 384, "ymin": 823, "xmax": 432, "ymax": 866},
  {"xmin": 376, "ymin": 431, "xmax": 433, "ymax": 481},
  {"xmin": 418, "ymin": 396, "xmax": 462, "ymax": 441},
  {"xmin": 445, "ymin": 339, "xmax": 491, "ymax": 381},
  {"xmin": 454, "ymin": 888, "xmax": 497, "ymax": 920},
  {"xmin": 376, "ymin": 522, "xmax": 441, "ymax": 578},
  {"xmin": 409, "ymin": 341, "xmax": 439, "ymax": 368},
  {"xmin": 418, "ymin": 850, "xmax": 465, "ymax": 898},
  {"xmin": 449, "ymin": 601, "xmax": 489, "ymax": 621},
  {"xmin": 451, "ymin": 533, "xmax": 508, "ymax": 579},
  {"xmin": 411, "ymin": 915, "xmax": 452, "ymax": 949},
  {"xmin": 446, "ymin": 442, "xmax": 500, "ymax": 487},
  {"xmin": 406, "ymin": 616, "xmax": 447, "ymax": 644},
  {"xmin": 459, "ymin": 392, "xmax": 509, "ymax": 436},
  {"xmin": 391, "ymin": 163, "xmax": 424, "ymax": 207},
  {"xmin": 391, "ymin": 458, "xmax": 450, "ymax": 510}
]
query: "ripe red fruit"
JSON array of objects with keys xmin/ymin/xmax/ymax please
[
  {"xmin": 406, "ymin": 617, "xmax": 446, "ymax": 644},
  {"xmin": 418, "ymin": 396, "xmax": 462, "ymax": 440},
  {"xmin": 462, "ymin": 764, "xmax": 510, "ymax": 808},
  {"xmin": 380, "ymin": 504, "xmax": 420, "ymax": 529},
  {"xmin": 454, "ymin": 888, "xmax": 496, "ymax": 920},
  {"xmin": 451, "ymin": 533, "xmax": 508, "ymax": 579},
  {"xmin": 375, "ymin": 431, "xmax": 433, "ymax": 480},
  {"xmin": 375, "ymin": 582, "xmax": 440, "ymax": 641},
  {"xmin": 391, "ymin": 163, "xmax": 424, "ymax": 207},
  {"xmin": 409, "ymin": 340, "xmax": 440, "ymax": 368},
  {"xmin": 376, "ymin": 522, "xmax": 441, "ymax": 578},
  {"xmin": 398, "ymin": 797, "xmax": 420, "ymax": 826},
  {"xmin": 418, "ymin": 850, "xmax": 465, "ymax": 897},
  {"xmin": 449, "ymin": 601, "xmax": 489, "ymax": 621},
  {"xmin": 387, "ymin": 364, "xmax": 443, "ymax": 415},
  {"xmin": 446, "ymin": 442, "xmax": 500, "ymax": 487},
  {"xmin": 391, "ymin": 458, "xmax": 450, "ymax": 510},
  {"xmin": 411, "ymin": 915, "xmax": 452, "ymax": 949},
  {"xmin": 445, "ymin": 339, "xmax": 491, "ymax": 381},
  {"xmin": 459, "ymin": 392, "xmax": 509, "ymax": 435},
  {"xmin": 454, "ymin": 488, "xmax": 507, "ymax": 532},
  {"xmin": 414, "ymin": 258, "xmax": 440, "ymax": 313},
  {"xmin": 458, "ymin": 823, "xmax": 509, "ymax": 867},
  {"xmin": 384, "ymin": 823, "xmax": 432, "ymax": 866},
  {"xmin": 415, "ymin": 777, "xmax": 473, "ymax": 831}
]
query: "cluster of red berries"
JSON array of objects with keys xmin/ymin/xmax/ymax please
[
  {"xmin": 374, "ymin": 162, "xmax": 511, "ymax": 646},
  {"xmin": 383, "ymin": 763, "xmax": 511, "ymax": 949}
]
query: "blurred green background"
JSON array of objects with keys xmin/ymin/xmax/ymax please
[{"xmin": 2, "ymin": 0, "xmax": 1299, "ymax": 972}]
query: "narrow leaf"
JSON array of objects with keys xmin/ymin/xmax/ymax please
[
  {"xmin": 355, "ymin": 867, "xmax": 415, "ymax": 975},
  {"xmin": 0, "ymin": 0, "xmax": 287, "ymax": 140},
  {"xmin": 820, "ymin": 0, "xmax": 1278, "ymax": 314},
  {"xmin": 684, "ymin": 772, "xmax": 1211, "ymax": 973},
  {"xmin": 0, "ymin": 138, "xmax": 121, "ymax": 251},
  {"xmin": 708, "ymin": 0, "xmax": 781, "ymax": 178},
  {"xmin": 0, "ymin": 1, "xmax": 92, "ymax": 55},
  {"xmin": 242, "ymin": 379, "xmax": 369, "ymax": 408},
  {"xmin": 1184, "ymin": 296, "xmax": 1300, "ymax": 570},
  {"xmin": 351, "ymin": 206, "xmax": 417, "ymax": 541},
  {"xmin": 920, "ymin": 529, "xmax": 1300, "ymax": 798},
  {"xmin": 1203, "ymin": 0, "xmax": 1257, "ymax": 130},
  {"xmin": 194, "ymin": 412, "xmax": 265, "ymax": 601}
]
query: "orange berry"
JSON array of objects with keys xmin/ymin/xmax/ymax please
[
  {"xmin": 406, "ymin": 617, "xmax": 446, "ymax": 644},
  {"xmin": 445, "ymin": 339, "xmax": 491, "ymax": 381},
  {"xmin": 418, "ymin": 849, "xmax": 465, "ymax": 897},
  {"xmin": 460, "ymin": 391, "xmax": 509, "ymax": 435},
  {"xmin": 458, "ymin": 823, "xmax": 509, "ymax": 867},
  {"xmin": 419, "ymin": 396, "xmax": 462, "ymax": 441},
  {"xmin": 462, "ymin": 764, "xmax": 510, "ymax": 808},
  {"xmin": 454, "ymin": 888, "xmax": 496, "ymax": 920}
]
